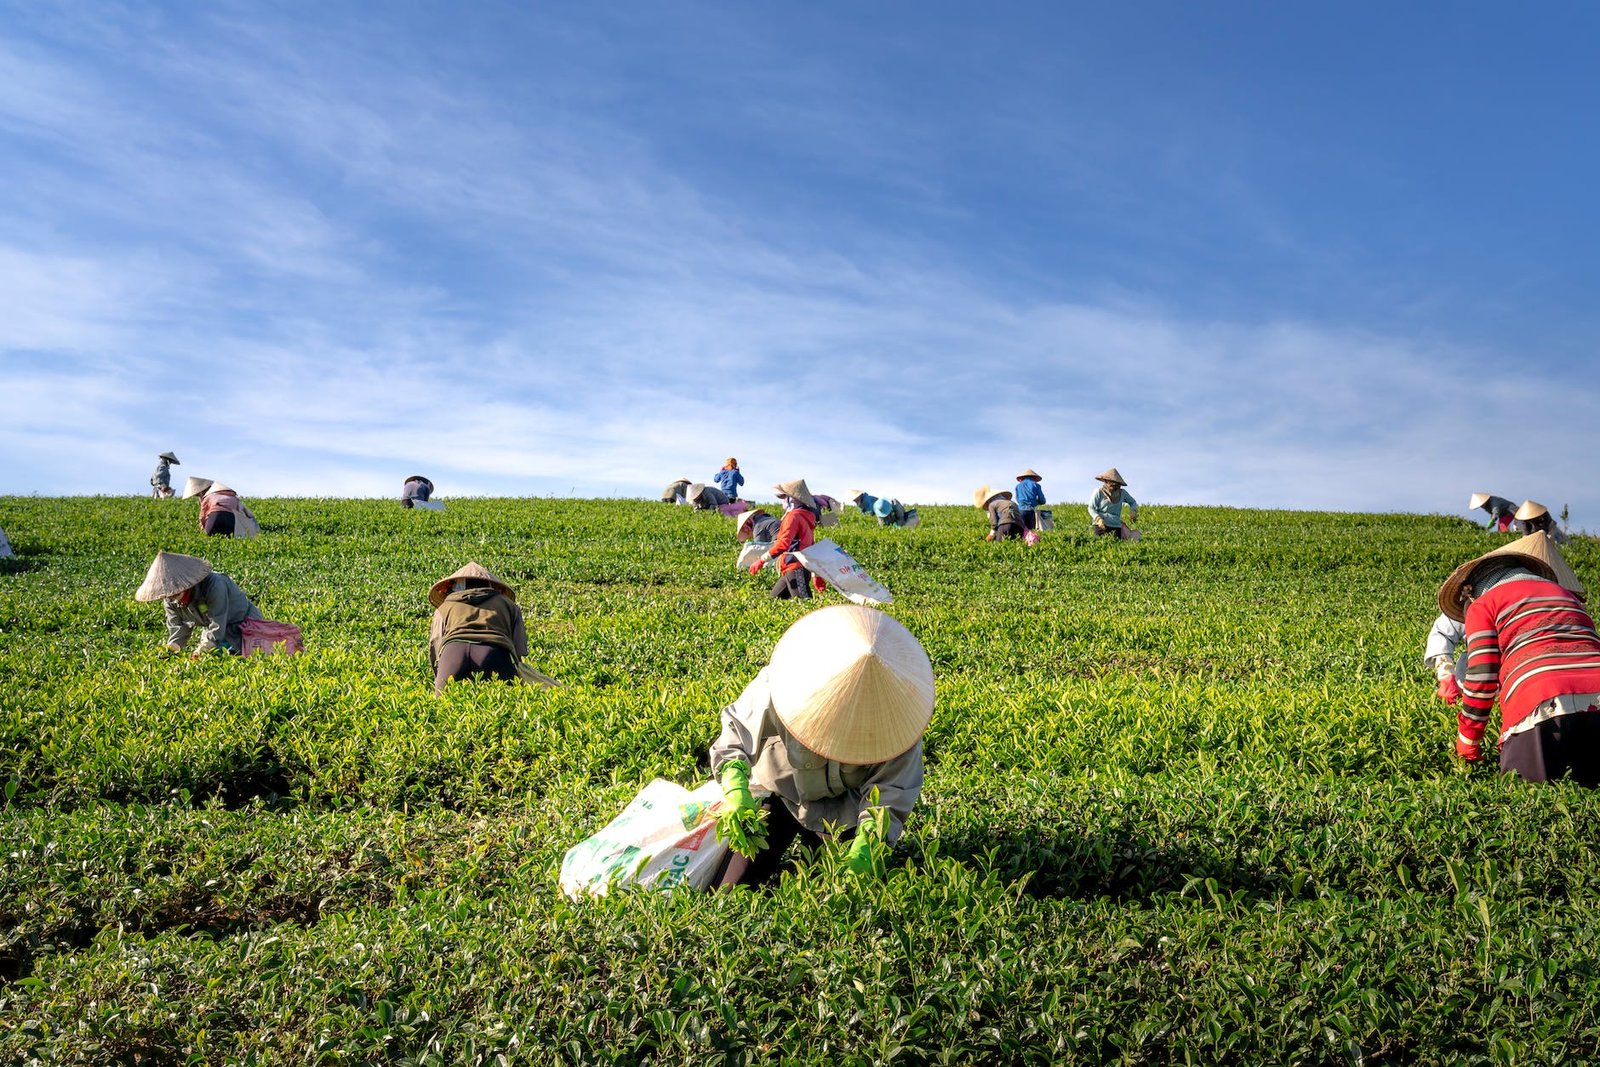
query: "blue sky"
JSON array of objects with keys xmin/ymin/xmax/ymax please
[{"xmin": 2, "ymin": 1, "xmax": 1597, "ymax": 525}]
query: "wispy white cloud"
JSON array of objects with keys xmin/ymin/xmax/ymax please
[{"xmin": 1, "ymin": 2, "xmax": 1596, "ymax": 531}]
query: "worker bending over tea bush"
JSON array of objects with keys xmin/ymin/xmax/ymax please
[
  {"xmin": 708, "ymin": 605, "xmax": 933, "ymax": 888},
  {"xmin": 135, "ymin": 551, "xmax": 263, "ymax": 656}
]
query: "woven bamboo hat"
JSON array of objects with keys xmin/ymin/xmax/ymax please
[
  {"xmin": 1436, "ymin": 532, "xmax": 1583, "ymax": 622},
  {"xmin": 773, "ymin": 479, "xmax": 817, "ymax": 510},
  {"xmin": 182, "ymin": 476, "xmax": 214, "ymax": 498},
  {"xmin": 429, "ymin": 562, "xmax": 516, "ymax": 607},
  {"xmin": 734, "ymin": 509, "xmax": 767, "ymax": 538},
  {"xmin": 1096, "ymin": 467, "xmax": 1127, "ymax": 486},
  {"xmin": 1468, "ymin": 492, "xmax": 1492, "ymax": 510},
  {"xmin": 1515, "ymin": 500, "xmax": 1549, "ymax": 522},
  {"xmin": 1017, "ymin": 468, "xmax": 1042, "ymax": 481},
  {"xmin": 158, "ymin": 451, "xmax": 180, "ymax": 464},
  {"xmin": 686, "ymin": 482, "xmax": 709, "ymax": 505},
  {"xmin": 208, "ymin": 483, "xmax": 234, "ymax": 495},
  {"xmin": 134, "ymin": 551, "xmax": 212, "ymax": 601},
  {"xmin": 767, "ymin": 605, "xmax": 935, "ymax": 765},
  {"xmin": 974, "ymin": 486, "xmax": 1011, "ymax": 509},
  {"xmin": 847, "ymin": 489, "xmax": 867, "ymax": 501}
]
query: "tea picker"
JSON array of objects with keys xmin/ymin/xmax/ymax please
[
  {"xmin": 686, "ymin": 482, "xmax": 732, "ymax": 511},
  {"xmin": 848, "ymin": 489, "xmax": 918, "ymax": 528},
  {"xmin": 975, "ymin": 486, "xmax": 1027, "ymax": 542},
  {"xmin": 707, "ymin": 605, "xmax": 934, "ymax": 888},
  {"xmin": 1437, "ymin": 532, "xmax": 1600, "ymax": 781},
  {"xmin": 1468, "ymin": 492, "xmax": 1515, "ymax": 532},
  {"xmin": 135, "ymin": 551, "xmax": 281, "ymax": 657},
  {"xmin": 149, "ymin": 451, "xmax": 180, "ymax": 498},
  {"xmin": 714, "ymin": 458, "xmax": 745, "ymax": 502},
  {"xmin": 749, "ymin": 479, "xmax": 826, "ymax": 599},
  {"xmin": 660, "ymin": 478, "xmax": 693, "ymax": 505},
  {"xmin": 1514, "ymin": 500, "xmax": 1566, "ymax": 544},
  {"xmin": 401, "ymin": 475, "xmax": 444, "ymax": 511},
  {"xmin": 1014, "ymin": 469, "xmax": 1048, "ymax": 532},
  {"xmin": 734, "ymin": 508, "xmax": 780, "ymax": 571},
  {"xmin": 1089, "ymin": 468, "xmax": 1139, "ymax": 539},
  {"xmin": 427, "ymin": 562, "xmax": 556, "ymax": 693},
  {"xmin": 184, "ymin": 478, "xmax": 261, "ymax": 538}
]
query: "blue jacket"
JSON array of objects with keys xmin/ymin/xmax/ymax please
[
  {"xmin": 714, "ymin": 468, "xmax": 745, "ymax": 498},
  {"xmin": 1014, "ymin": 479, "xmax": 1045, "ymax": 510}
]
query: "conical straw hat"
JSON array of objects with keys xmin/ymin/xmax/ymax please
[
  {"xmin": 1468, "ymin": 492, "xmax": 1491, "ymax": 510},
  {"xmin": 686, "ymin": 482, "xmax": 709, "ymax": 505},
  {"xmin": 1437, "ymin": 532, "xmax": 1583, "ymax": 622},
  {"xmin": 429, "ymin": 562, "xmax": 516, "ymax": 607},
  {"xmin": 158, "ymin": 451, "xmax": 180, "ymax": 463},
  {"xmin": 1515, "ymin": 500, "xmax": 1549, "ymax": 522},
  {"xmin": 972, "ymin": 486, "xmax": 991, "ymax": 510},
  {"xmin": 766, "ymin": 605, "xmax": 935, "ymax": 765},
  {"xmin": 734, "ymin": 509, "xmax": 766, "ymax": 537},
  {"xmin": 208, "ymin": 483, "xmax": 234, "ymax": 495},
  {"xmin": 1095, "ymin": 467, "xmax": 1127, "ymax": 485},
  {"xmin": 847, "ymin": 489, "xmax": 867, "ymax": 501},
  {"xmin": 182, "ymin": 476, "xmax": 214, "ymax": 498},
  {"xmin": 1016, "ymin": 468, "xmax": 1042, "ymax": 481},
  {"xmin": 773, "ymin": 479, "xmax": 817, "ymax": 510},
  {"xmin": 134, "ymin": 551, "xmax": 212, "ymax": 601}
]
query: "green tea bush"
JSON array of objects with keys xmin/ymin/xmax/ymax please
[{"xmin": 1, "ymin": 496, "xmax": 1596, "ymax": 1064}]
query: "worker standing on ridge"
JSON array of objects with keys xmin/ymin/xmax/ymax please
[
  {"xmin": 1468, "ymin": 492, "xmax": 1516, "ymax": 532},
  {"xmin": 751, "ymin": 478, "xmax": 825, "ymax": 599},
  {"xmin": 1014, "ymin": 469, "xmax": 1046, "ymax": 531},
  {"xmin": 708, "ymin": 605, "xmax": 934, "ymax": 887},
  {"xmin": 976, "ymin": 486, "xmax": 1026, "ymax": 541},
  {"xmin": 1089, "ymin": 468, "xmax": 1139, "ymax": 539},
  {"xmin": 150, "ymin": 452, "xmax": 180, "ymax": 498},
  {"xmin": 428, "ymin": 562, "xmax": 549, "ymax": 693},
  {"xmin": 714, "ymin": 458, "xmax": 745, "ymax": 502},
  {"xmin": 1438, "ymin": 532, "xmax": 1600, "ymax": 782},
  {"xmin": 1514, "ymin": 500, "xmax": 1568, "ymax": 544},
  {"xmin": 134, "ymin": 551, "xmax": 264, "ymax": 656}
]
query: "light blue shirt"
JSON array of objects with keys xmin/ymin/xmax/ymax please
[{"xmin": 1088, "ymin": 487, "xmax": 1137, "ymax": 528}]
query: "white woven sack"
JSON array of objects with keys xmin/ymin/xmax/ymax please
[
  {"xmin": 792, "ymin": 538, "xmax": 893, "ymax": 606},
  {"xmin": 559, "ymin": 779, "xmax": 729, "ymax": 898},
  {"xmin": 737, "ymin": 543, "xmax": 771, "ymax": 570}
]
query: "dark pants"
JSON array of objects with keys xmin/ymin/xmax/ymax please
[
  {"xmin": 1499, "ymin": 713, "xmax": 1600, "ymax": 786},
  {"xmin": 202, "ymin": 511, "xmax": 236, "ymax": 536},
  {"xmin": 993, "ymin": 522, "xmax": 1024, "ymax": 541},
  {"xmin": 771, "ymin": 568, "xmax": 812, "ymax": 599},
  {"xmin": 1020, "ymin": 509, "xmax": 1038, "ymax": 531},
  {"xmin": 1092, "ymin": 523, "xmax": 1123, "ymax": 538},
  {"xmin": 433, "ymin": 641, "xmax": 517, "ymax": 694},
  {"xmin": 712, "ymin": 797, "xmax": 828, "ymax": 889}
]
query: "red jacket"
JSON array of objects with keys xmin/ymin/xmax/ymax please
[
  {"xmin": 766, "ymin": 508, "xmax": 817, "ymax": 574},
  {"xmin": 1460, "ymin": 578, "xmax": 1600, "ymax": 745}
]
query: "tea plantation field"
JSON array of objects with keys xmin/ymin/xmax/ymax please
[{"xmin": 3, "ymin": 496, "xmax": 1598, "ymax": 1064}]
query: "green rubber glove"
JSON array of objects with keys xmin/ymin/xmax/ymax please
[
  {"xmin": 846, "ymin": 806, "xmax": 890, "ymax": 875},
  {"xmin": 719, "ymin": 760, "xmax": 756, "ymax": 813},
  {"xmin": 845, "ymin": 833, "xmax": 879, "ymax": 875}
]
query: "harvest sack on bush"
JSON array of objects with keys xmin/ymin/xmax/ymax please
[
  {"xmin": 1036, "ymin": 508, "xmax": 1053, "ymax": 531},
  {"xmin": 560, "ymin": 779, "xmax": 729, "ymax": 897},
  {"xmin": 235, "ymin": 504, "xmax": 262, "ymax": 539},
  {"xmin": 238, "ymin": 618, "xmax": 304, "ymax": 657},
  {"xmin": 902, "ymin": 508, "xmax": 920, "ymax": 529},
  {"xmin": 792, "ymin": 539, "xmax": 893, "ymax": 606},
  {"xmin": 737, "ymin": 543, "xmax": 772, "ymax": 571},
  {"xmin": 412, "ymin": 500, "xmax": 446, "ymax": 512}
]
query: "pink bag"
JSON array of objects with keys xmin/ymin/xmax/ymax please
[
  {"xmin": 239, "ymin": 618, "xmax": 305, "ymax": 657},
  {"xmin": 1023, "ymin": 528, "xmax": 1041, "ymax": 546}
]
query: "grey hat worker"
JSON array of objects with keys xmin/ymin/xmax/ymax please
[
  {"xmin": 135, "ymin": 551, "xmax": 263, "ymax": 657},
  {"xmin": 427, "ymin": 563, "xmax": 531, "ymax": 694},
  {"xmin": 708, "ymin": 605, "xmax": 935, "ymax": 888},
  {"xmin": 150, "ymin": 451, "xmax": 180, "ymax": 498},
  {"xmin": 1088, "ymin": 467, "xmax": 1138, "ymax": 537}
]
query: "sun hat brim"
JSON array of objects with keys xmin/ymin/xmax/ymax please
[
  {"xmin": 1436, "ymin": 532, "xmax": 1574, "ymax": 622},
  {"xmin": 134, "ymin": 551, "xmax": 212, "ymax": 601},
  {"xmin": 429, "ymin": 562, "xmax": 516, "ymax": 607},
  {"xmin": 766, "ymin": 605, "xmax": 935, "ymax": 765}
]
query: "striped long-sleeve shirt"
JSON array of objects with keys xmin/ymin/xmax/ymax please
[{"xmin": 1460, "ymin": 578, "xmax": 1600, "ymax": 745}]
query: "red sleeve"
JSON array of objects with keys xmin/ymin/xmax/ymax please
[{"xmin": 1457, "ymin": 596, "xmax": 1500, "ymax": 745}]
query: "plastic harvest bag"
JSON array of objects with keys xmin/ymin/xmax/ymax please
[
  {"xmin": 1036, "ymin": 508, "xmax": 1054, "ymax": 531},
  {"xmin": 560, "ymin": 779, "xmax": 730, "ymax": 898},
  {"xmin": 737, "ymin": 542, "xmax": 772, "ymax": 570},
  {"xmin": 412, "ymin": 500, "xmax": 446, "ymax": 512},
  {"xmin": 791, "ymin": 538, "xmax": 893, "ymax": 606},
  {"xmin": 238, "ymin": 618, "xmax": 304, "ymax": 657}
]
